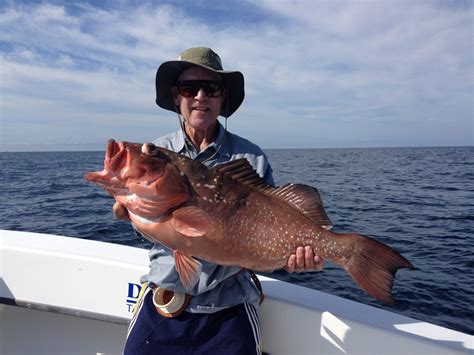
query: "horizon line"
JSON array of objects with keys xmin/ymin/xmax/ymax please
[{"xmin": 1, "ymin": 144, "xmax": 472, "ymax": 153}]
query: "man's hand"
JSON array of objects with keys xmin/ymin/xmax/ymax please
[
  {"xmin": 285, "ymin": 246, "xmax": 324, "ymax": 273},
  {"xmin": 113, "ymin": 201, "xmax": 130, "ymax": 221}
]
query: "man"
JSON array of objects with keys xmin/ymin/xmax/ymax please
[{"xmin": 123, "ymin": 47, "xmax": 323, "ymax": 355}]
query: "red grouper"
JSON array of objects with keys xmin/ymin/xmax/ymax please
[{"xmin": 85, "ymin": 140, "xmax": 414, "ymax": 305}]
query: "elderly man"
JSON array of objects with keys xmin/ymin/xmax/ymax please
[{"xmin": 123, "ymin": 47, "xmax": 323, "ymax": 355}]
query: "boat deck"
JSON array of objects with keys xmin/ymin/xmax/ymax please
[
  {"xmin": 1, "ymin": 230, "xmax": 472, "ymax": 354},
  {"xmin": 1, "ymin": 304, "xmax": 126, "ymax": 355}
]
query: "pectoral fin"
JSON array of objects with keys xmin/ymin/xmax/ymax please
[
  {"xmin": 127, "ymin": 183, "xmax": 189, "ymax": 218},
  {"xmin": 171, "ymin": 206, "xmax": 211, "ymax": 237},
  {"xmin": 174, "ymin": 251, "xmax": 202, "ymax": 291}
]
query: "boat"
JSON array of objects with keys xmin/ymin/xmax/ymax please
[{"xmin": 1, "ymin": 229, "xmax": 472, "ymax": 354}]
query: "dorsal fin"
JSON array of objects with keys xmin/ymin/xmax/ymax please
[
  {"xmin": 212, "ymin": 159, "xmax": 271, "ymax": 191},
  {"xmin": 268, "ymin": 183, "xmax": 333, "ymax": 229},
  {"xmin": 213, "ymin": 160, "xmax": 332, "ymax": 229}
]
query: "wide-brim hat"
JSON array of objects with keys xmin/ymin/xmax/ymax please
[{"xmin": 155, "ymin": 47, "xmax": 245, "ymax": 118}]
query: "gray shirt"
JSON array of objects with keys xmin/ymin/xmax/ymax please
[{"xmin": 141, "ymin": 121, "xmax": 275, "ymax": 313}]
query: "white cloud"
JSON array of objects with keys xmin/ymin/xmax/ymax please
[{"xmin": 1, "ymin": 0, "xmax": 472, "ymax": 150}]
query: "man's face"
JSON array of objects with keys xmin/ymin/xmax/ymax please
[{"xmin": 172, "ymin": 66, "xmax": 224, "ymax": 132}]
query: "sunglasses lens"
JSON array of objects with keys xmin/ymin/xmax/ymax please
[
  {"xmin": 203, "ymin": 81, "xmax": 223, "ymax": 97},
  {"xmin": 176, "ymin": 82, "xmax": 196, "ymax": 97},
  {"xmin": 177, "ymin": 81, "xmax": 222, "ymax": 97}
]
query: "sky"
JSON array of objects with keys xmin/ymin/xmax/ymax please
[{"xmin": 0, "ymin": 0, "xmax": 473, "ymax": 151}]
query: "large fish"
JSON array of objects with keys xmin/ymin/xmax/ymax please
[{"xmin": 85, "ymin": 140, "xmax": 413, "ymax": 305}]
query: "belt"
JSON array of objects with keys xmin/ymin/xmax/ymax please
[{"xmin": 149, "ymin": 269, "xmax": 265, "ymax": 319}]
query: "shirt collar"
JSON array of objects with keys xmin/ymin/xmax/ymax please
[{"xmin": 175, "ymin": 120, "xmax": 231, "ymax": 158}]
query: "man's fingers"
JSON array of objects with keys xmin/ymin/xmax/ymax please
[
  {"xmin": 295, "ymin": 246, "xmax": 305, "ymax": 272},
  {"xmin": 113, "ymin": 201, "xmax": 130, "ymax": 221},
  {"xmin": 304, "ymin": 245, "xmax": 315, "ymax": 270},
  {"xmin": 286, "ymin": 254, "xmax": 296, "ymax": 273},
  {"xmin": 313, "ymin": 255, "xmax": 324, "ymax": 271}
]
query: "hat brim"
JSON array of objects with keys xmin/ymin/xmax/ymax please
[{"xmin": 155, "ymin": 60, "xmax": 244, "ymax": 118}]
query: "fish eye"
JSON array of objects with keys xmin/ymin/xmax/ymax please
[
  {"xmin": 142, "ymin": 143, "xmax": 159, "ymax": 155},
  {"xmin": 140, "ymin": 143, "xmax": 172, "ymax": 163}
]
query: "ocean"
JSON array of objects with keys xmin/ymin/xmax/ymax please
[{"xmin": 1, "ymin": 146, "xmax": 473, "ymax": 335}]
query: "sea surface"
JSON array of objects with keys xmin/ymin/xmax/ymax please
[{"xmin": 1, "ymin": 146, "xmax": 473, "ymax": 335}]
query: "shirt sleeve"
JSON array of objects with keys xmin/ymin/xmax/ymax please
[{"xmin": 261, "ymin": 154, "xmax": 275, "ymax": 187}]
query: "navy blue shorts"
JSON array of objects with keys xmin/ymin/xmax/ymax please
[{"xmin": 124, "ymin": 288, "xmax": 262, "ymax": 355}]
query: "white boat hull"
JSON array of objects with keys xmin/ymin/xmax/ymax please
[{"xmin": 1, "ymin": 230, "xmax": 472, "ymax": 354}]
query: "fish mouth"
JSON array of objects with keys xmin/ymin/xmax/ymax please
[
  {"xmin": 84, "ymin": 139, "xmax": 126, "ymax": 186},
  {"xmin": 84, "ymin": 139, "xmax": 194, "ymax": 221},
  {"xmin": 88, "ymin": 139, "xmax": 166, "ymax": 186},
  {"xmin": 106, "ymin": 139, "xmax": 120, "ymax": 160},
  {"xmin": 105, "ymin": 139, "xmax": 126, "ymax": 168}
]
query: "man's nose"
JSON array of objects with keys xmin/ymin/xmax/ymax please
[{"xmin": 195, "ymin": 87, "xmax": 207, "ymax": 99}]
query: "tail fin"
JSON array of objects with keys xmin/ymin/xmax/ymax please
[{"xmin": 343, "ymin": 233, "xmax": 413, "ymax": 305}]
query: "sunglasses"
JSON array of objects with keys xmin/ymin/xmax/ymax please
[{"xmin": 176, "ymin": 80, "xmax": 224, "ymax": 98}]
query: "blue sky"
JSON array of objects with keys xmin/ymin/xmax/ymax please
[{"xmin": 1, "ymin": 0, "xmax": 473, "ymax": 151}]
